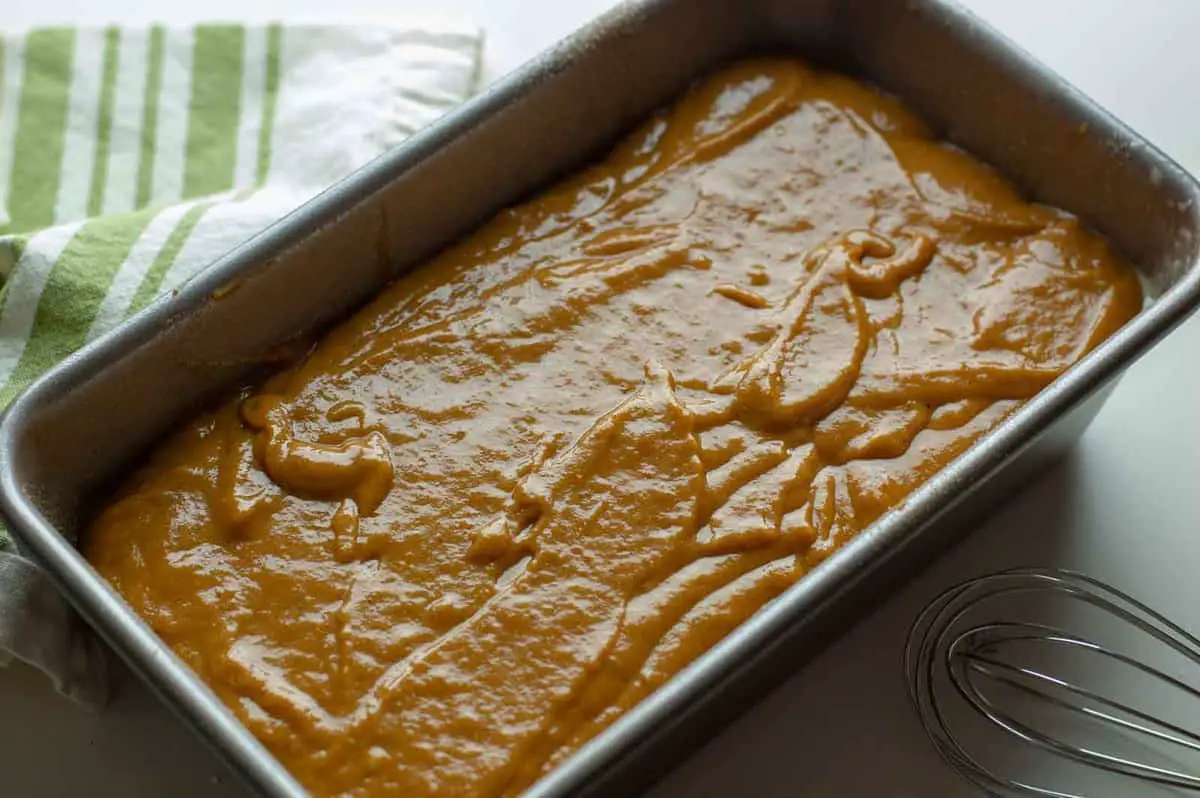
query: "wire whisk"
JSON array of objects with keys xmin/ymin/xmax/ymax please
[{"xmin": 905, "ymin": 567, "xmax": 1200, "ymax": 797}]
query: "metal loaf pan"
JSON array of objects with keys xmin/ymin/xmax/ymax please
[{"xmin": 2, "ymin": 0, "xmax": 1199, "ymax": 796}]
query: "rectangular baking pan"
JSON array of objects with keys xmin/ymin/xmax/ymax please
[{"xmin": 3, "ymin": 0, "xmax": 1199, "ymax": 796}]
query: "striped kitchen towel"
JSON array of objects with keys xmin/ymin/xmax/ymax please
[
  {"xmin": 0, "ymin": 20, "xmax": 483, "ymax": 704},
  {"xmin": 0, "ymin": 20, "xmax": 484, "ymax": 511}
]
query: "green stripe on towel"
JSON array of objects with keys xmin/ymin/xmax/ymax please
[
  {"xmin": 182, "ymin": 25, "xmax": 244, "ymax": 198},
  {"xmin": 5, "ymin": 28, "xmax": 75, "ymax": 235},
  {"xmin": 0, "ymin": 208, "xmax": 158, "ymax": 405},
  {"xmin": 133, "ymin": 25, "xmax": 166, "ymax": 211},
  {"xmin": 256, "ymin": 23, "xmax": 283, "ymax": 185},
  {"xmin": 86, "ymin": 27, "xmax": 122, "ymax": 218}
]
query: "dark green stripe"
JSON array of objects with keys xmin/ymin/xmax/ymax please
[
  {"xmin": 0, "ymin": 206, "xmax": 160, "ymax": 405},
  {"xmin": 86, "ymin": 27, "xmax": 122, "ymax": 217},
  {"xmin": 134, "ymin": 25, "xmax": 165, "ymax": 210},
  {"xmin": 256, "ymin": 23, "xmax": 283, "ymax": 185},
  {"xmin": 182, "ymin": 25, "xmax": 244, "ymax": 198},
  {"xmin": 4, "ymin": 28, "xmax": 75, "ymax": 235},
  {"xmin": 127, "ymin": 201, "xmax": 213, "ymax": 315},
  {"xmin": 0, "ymin": 235, "xmax": 26, "ymax": 287}
]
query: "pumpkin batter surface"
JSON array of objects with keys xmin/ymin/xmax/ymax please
[{"xmin": 84, "ymin": 58, "xmax": 1142, "ymax": 797}]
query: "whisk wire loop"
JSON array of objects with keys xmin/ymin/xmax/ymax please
[
  {"xmin": 961, "ymin": 646, "xmax": 1200, "ymax": 755},
  {"xmin": 905, "ymin": 568, "xmax": 1200, "ymax": 796}
]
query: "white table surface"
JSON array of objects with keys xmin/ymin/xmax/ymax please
[{"xmin": 3, "ymin": 1, "xmax": 1199, "ymax": 796}]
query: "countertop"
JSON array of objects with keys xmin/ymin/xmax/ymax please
[{"xmin": 2, "ymin": 1, "xmax": 1198, "ymax": 796}]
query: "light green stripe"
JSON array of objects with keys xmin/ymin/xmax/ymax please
[
  {"xmin": 134, "ymin": 25, "xmax": 165, "ymax": 210},
  {"xmin": 0, "ymin": 36, "xmax": 6, "ymax": 141},
  {"xmin": 256, "ymin": 23, "xmax": 283, "ymax": 185},
  {"xmin": 86, "ymin": 27, "xmax": 122, "ymax": 217},
  {"xmin": 0, "ymin": 207, "xmax": 159, "ymax": 406},
  {"xmin": 182, "ymin": 25, "xmax": 244, "ymax": 198},
  {"xmin": 4, "ymin": 28, "xmax": 75, "ymax": 235},
  {"xmin": 127, "ymin": 201, "xmax": 213, "ymax": 315},
  {"xmin": 0, "ymin": 36, "xmax": 7, "ymax": 239}
]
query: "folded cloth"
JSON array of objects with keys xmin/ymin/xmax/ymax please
[{"xmin": 0, "ymin": 20, "xmax": 483, "ymax": 706}]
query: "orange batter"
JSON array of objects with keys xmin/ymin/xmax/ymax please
[{"xmin": 84, "ymin": 57, "xmax": 1142, "ymax": 797}]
